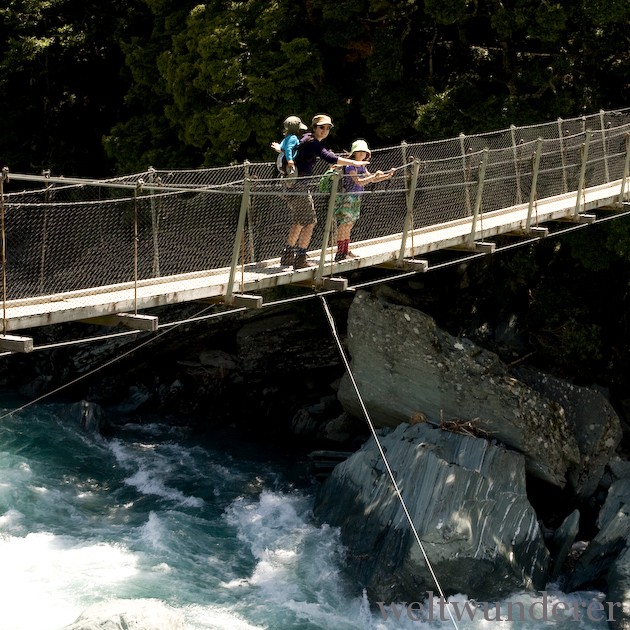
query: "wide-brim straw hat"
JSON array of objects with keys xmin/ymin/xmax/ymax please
[{"xmin": 312, "ymin": 114, "xmax": 334, "ymax": 128}]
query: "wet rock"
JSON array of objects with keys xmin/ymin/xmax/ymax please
[
  {"xmin": 550, "ymin": 509, "xmax": 580, "ymax": 580},
  {"xmin": 70, "ymin": 400, "xmax": 108, "ymax": 434},
  {"xmin": 514, "ymin": 366, "xmax": 622, "ymax": 498},
  {"xmin": 337, "ymin": 291, "xmax": 580, "ymax": 488},
  {"xmin": 314, "ymin": 422, "xmax": 549, "ymax": 602},
  {"xmin": 568, "ymin": 480, "xmax": 630, "ymax": 592}
]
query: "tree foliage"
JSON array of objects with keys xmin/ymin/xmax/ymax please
[
  {"xmin": 1, "ymin": 0, "xmax": 629, "ymax": 173},
  {"xmin": 0, "ymin": 0, "xmax": 146, "ymax": 175}
]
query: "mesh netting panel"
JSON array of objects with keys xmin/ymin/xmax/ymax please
[{"xmin": 3, "ymin": 187, "xmax": 241, "ymax": 300}]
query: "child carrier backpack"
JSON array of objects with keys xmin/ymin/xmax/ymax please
[
  {"xmin": 276, "ymin": 153, "xmax": 296, "ymax": 177},
  {"xmin": 318, "ymin": 165, "xmax": 344, "ymax": 194}
]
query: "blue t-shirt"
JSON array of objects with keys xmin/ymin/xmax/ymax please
[{"xmin": 280, "ymin": 134, "xmax": 300, "ymax": 162}]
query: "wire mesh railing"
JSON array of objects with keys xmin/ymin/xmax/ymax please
[{"xmin": 1, "ymin": 107, "xmax": 629, "ymax": 309}]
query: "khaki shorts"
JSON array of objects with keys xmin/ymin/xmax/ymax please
[{"xmin": 286, "ymin": 181, "xmax": 317, "ymax": 225}]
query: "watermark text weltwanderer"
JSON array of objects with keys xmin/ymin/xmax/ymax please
[{"xmin": 376, "ymin": 591, "xmax": 624, "ymax": 624}]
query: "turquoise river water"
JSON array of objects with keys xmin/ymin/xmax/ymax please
[{"xmin": 0, "ymin": 392, "xmax": 613, "ymax": 629}]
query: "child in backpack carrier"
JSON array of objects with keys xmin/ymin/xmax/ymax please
[
  {"xmin": 334, "ymin": 139, "xmax": 394, "ymax": 261},
  {"xmin": 271, "ymin": 116, "xmax": 308, "ymax": 182}
]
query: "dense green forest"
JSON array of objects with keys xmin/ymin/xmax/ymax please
[
  {"xmin": 1, "ymin": 0, "xmax": 630, "ymax": 406},
  {"xmin": 1, "ymin": 0, "xmax": 628, "ymax": 176}
]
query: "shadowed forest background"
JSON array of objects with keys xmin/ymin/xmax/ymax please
[
  {"xmin": 1, "ymin": 0, "xmax": 630, "ymax": 419},
  {"xmin": 1, "ymin": 0, "xmax": 629, "ymax": 176}
]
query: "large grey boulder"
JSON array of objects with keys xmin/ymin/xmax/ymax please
[
  {"xmin": 337, "ymin": 291, "xmax": 579, "ymax": 487},
  {"xmin": 314, "ymin": 422, "xmax": 549, "ymax": 602},
  {"xmin": 514, "ymin": 367, "xmax": 622, "ymax": 498}
]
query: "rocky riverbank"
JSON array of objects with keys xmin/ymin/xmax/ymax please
[{"xmin": 313, "ymin": 290, "xmax": 630, "ymax": 627}]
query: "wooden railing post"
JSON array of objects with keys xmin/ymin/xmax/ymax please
[
  {"xmin": 469, "ymin": 148, "xmax": 489, "ymax": 246},
  {"xmin": 147, "ymin": 166, "xmax": 161, "ymax": 277},
  {"xmin": 600, "ymin": 110, "xmax": 610, "ymax": 183},
  {"xmin": 558, "ymin": 118, "xmax": 568, "ymax": 193},
  {"xmin": 510, "ymin": 124, "xmax": 523, "ymax": 205},
  {"xmin": 460, "ymin": 133, "xmax": 472, "ymax": 215},
  {"xmin": 38, "ymin": 169, "xmax": 51, "ymax": 293},
  {"xmin": 243, "ymin": 161, "xmax": 256, "ymax": 263},
  {"xmin": 317, "ymin": 171, "xmax": 341, "ymax": 282},
  {"xmin": 226, "ymin": 173, "xmax": 251, "ymax": 303},
  {"xmin": 400, "ymin": 140, "xmax": 408, "ymax": 169},
  {"xmin": 398, "ymin": 159, "xmax": 421, "ymax": 261},
  {"xmin": 526, "ymin": 139, "xmax": 543, "ymax": 231},
  {"xmin": 621, "ymin": 133, "xmax": 630, "ymax": 204},
  {"xmin": 132, "ymin": 180, "xmax": 143, "ymax": 314},
  {"xmin": 575, "ymin": 130, "xmax": 592, "ymax": 218}
]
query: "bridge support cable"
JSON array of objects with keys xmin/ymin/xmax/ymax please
[
  {"xmin": 226, "ymin": 168, "xmax": 252, "ymax": 304},
  {"xmin": 575, "ymin": 130, "xmax": 592, "ymax": 218},
  {"xmin": 319, "ymin": 295, "xmax": 460, "ymax": 630},
  {"xmin": 317, "ymin": 169, "xmax": 342, "ymax": 284},
  {"xmin": 469, "ymin": 148, "xmax": 489, "ymax": 247},
  {"xmin": 398, "ymin": 159, "xmax": 421, "ymax": 263},
  {"xmin": 0, "ymin": 301, "xmax": 219, "ymax": 419},
  {"xmin": 526, "ymin": 139, "xmax": 544, "ymax": 232}
]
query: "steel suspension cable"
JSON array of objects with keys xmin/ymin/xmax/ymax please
[{"xmin": 319, "ymin": 295, "xmax": 460, "ymax": 630}]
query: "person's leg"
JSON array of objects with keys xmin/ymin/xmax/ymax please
[
  {"xmin": 334, "ymin": 196, "xmax": 359, "ymax": 261},
  {"xmin": 287, "ymin": 224, "xmax": 302, "ymax": 245},
  {"xmin": 344, "ymin": 198, "xmax": 361, "ymax": 257},
  {"xmin": 293, "ymin": 190, "xmax": 318, "ymax": 269},
  {"xmin": 335, "ymin": 222, "xmax": 351, "ymax": 261},
  {"xmin": 280, "ymin": 180, "xmax": 311, "ymax": 266},
  {"xmin": 280, "ymin": 223, "xmax": 302, "ymax": 266},
  {"xmin": 296, "ymin": 223, "xmax": 315, "ymax": 249}
]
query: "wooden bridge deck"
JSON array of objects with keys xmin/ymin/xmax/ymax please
[{"xmin": 2, "ymin": 178, "xmax": 626, "ymax": 346}]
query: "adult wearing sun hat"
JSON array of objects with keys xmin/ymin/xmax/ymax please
[
  {"xmin": 278, "ymin": 114, "xmax": 370, "ymax": 270},
  {"xmin": 334, "ymin": 138, "xmax": 394, "ymax": 262}
]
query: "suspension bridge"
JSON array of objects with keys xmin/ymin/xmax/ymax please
[{"xmin": 1, "ymin": 108, "xmax": 629, "ymax": 353}]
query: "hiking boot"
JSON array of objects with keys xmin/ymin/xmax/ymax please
[
  {"xmin": 279, "ymin": 246, "xmax": 295, "ymax": 266},
  {"xmin": 334, "ymin": 252, "xmax": 347, "ymax": 262},
  {"xmin": 293, "ymin": 253, "xmax": 315, "ymax": 269}
]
